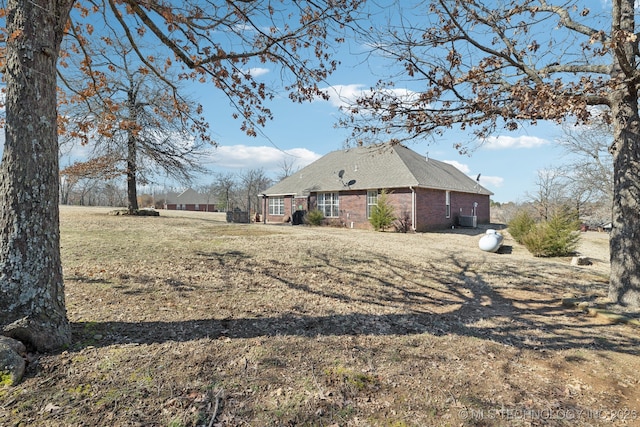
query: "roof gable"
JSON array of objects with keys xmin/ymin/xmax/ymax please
[{"xmin": 264, "ymin": 143, "xmax": 493, "ymax": 196}]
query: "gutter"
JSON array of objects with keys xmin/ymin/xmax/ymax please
[
  {"xmin": 409, "ymin": 186, "xmax": 417, "ymax": 232},
  {"xmin": 263, "ymin": 192, "xmax": 297, "ymax": 197}
]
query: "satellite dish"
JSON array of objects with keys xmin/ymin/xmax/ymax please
[
  {"xmin": 338, "ymin": 170, "xmax": 345, "ymax": 178},
  {"xmin": 347, "ymin": 179, "xmax": 356, "ymax": 187}
]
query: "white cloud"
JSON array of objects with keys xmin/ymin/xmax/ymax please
[
  {"xmin": 479, "ymin": 175, "xmax": 504, "ymax": 188},
  {"xmin": 320, "ymin": 84, "xmax": 419, "ymax": 109},
  {"xmin": 210, "ymin": 144, "xmax": 321, "ymax": 172},
  {"xmin": 321, "ymin": 84, "xmax": 368, "ymax": 108},
  {"xmin": 247, "ymin": 67, "xmax": 269, "ymax": 77},
  {"xmin": 482, "ymin": 135, "xmax": 550, "ymax": 150},
  {"xmin": 443, "ymin": 160, "xmax": 503, "ymax": 189},
  {"xmin": 443, "ymin": 160, "xmax": 470, "ymax": 174}
]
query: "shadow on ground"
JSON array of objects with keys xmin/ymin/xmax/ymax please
[{"xmin": 67, "ymin": 233, "xmax": 638, "ymax": 357}]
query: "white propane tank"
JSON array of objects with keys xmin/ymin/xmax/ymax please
[{"xmin": 478, "ymin": 229, "xmax": 504, "ymax": 253}]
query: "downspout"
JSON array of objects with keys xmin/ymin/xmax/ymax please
[{"xmin": 409, "ymin": 186, "xmax": 417, "ymax": 232}]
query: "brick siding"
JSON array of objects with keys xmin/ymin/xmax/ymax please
[
  {"xmin": 264, "ymin": 188, "xmax": 490, "ymax": 231},
  {"xmin": 164, "ymin": 204, "xmax": 217, "ymax": 212}
]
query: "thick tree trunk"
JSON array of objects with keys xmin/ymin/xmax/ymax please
[
  {"xmin": 608, "ymin": 0, "xmax": 640, "ymax": 307},
  {"xmin": 126, "ymin": 137, "xmax": 139, "ymax": 212},
  {"xmin": 0, "ymin": 0, "xmax": 74, "ymax": 351},
  {"xmin": 609, "ymin": 98, "xmax": 640, "ymax": 306},
  {"xmin": 126, "ymin": 90, "xmax": 139, "ymax": 213}
]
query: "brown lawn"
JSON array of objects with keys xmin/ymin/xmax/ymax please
[{"xmin": 1, "ymin": 205, "xmax": 639, "ymax": 427}]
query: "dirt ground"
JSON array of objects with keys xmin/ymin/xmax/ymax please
[{"xmin": 1, "ymin": 206, "xmax": 639, "ymax": 427}]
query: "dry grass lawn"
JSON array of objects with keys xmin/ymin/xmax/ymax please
[{"xmin": 1, "ymin": 206, "xmax": 639, "ymax": 426}]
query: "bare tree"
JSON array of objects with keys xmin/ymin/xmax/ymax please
[
  {"xmin": 196, "ymin": 184, "xmax": 218, "ymax": 212},
  {"xmin": 526, "ymin": 116, "xmax": 613, "ymax": 224},
  {"xmin": 60, "ymin": 155, "xmax": 120, "ymax": 206},
  {"xmin": 526, "ymin": 168, "xmax": 569, "ymax": 221},
  {"xmin": 276, "ymin": 157, "xmax": 299, "ymax": 181},
  {"xmin": 211, "ymin": 172, "xmax": 239, "ymax": 212},
  {"xmin": 102, "ymin": 182, "xmax": 127, "ymax": 207},
  {"xmin": 344, "ymin": 0, "xmax": 640, "ymax": 307},
  {"xmin": 558, "ymin": 116, "xmax": 614, "ymax": 217},
  {"xmin": 239, "ymin": 168, "xmax": 272, "ymax": 215},
  {"xmin": 59, "ymin": 38, "xmax": 211, "ymax": 212},
  {"xmin": 0, "ymin": 0, "xmax": 363, "ymax": 351}
]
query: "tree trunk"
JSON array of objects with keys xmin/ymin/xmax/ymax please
[
  {"xmin": 126, "ymin": 89, "xmax": 139, "ymax": 213},
  {"xmin": 608, "ymin": 0, "xmax": 640, "ymax": 307},
  {"xmin": 127, "ymin": 134, "xmax": 138, "ymax": 212},
  {"xmin": 0, "ymin": 0, "xmax": 74, "ymax": 351}
]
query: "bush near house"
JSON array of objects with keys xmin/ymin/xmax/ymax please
[
  {"xmin": 369, "ymin": 190, "xmax": 396, "ymax": 231},
  {"xmin": 394, "ymin": 209, "xmax": 412, "ymax": 233},
  {"xmin": 305, "ymin": 209, "xmax": 324, "ymax": 226}
]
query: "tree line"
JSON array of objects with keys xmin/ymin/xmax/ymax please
[{"xmin": 59, "ymin": 168, "xmax": 275, "ymax": 215}]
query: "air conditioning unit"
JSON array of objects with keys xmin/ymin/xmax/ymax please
[{"xmin": 458, "ymin": 215, "xmax": 477, "ymax": 228}]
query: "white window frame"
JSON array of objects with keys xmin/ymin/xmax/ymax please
[
  {"xmin": 317, "ymin": 192, "xmax": 339, "ymax": 217},
  {"xmin": 445, "ymin": 191, "xmax": 451, "ymax": 218},
  {"xmin": 269, "ymin": 197, "xmax": 285, "ymax": 215},
  {"xmin": 367, "ymin": 190, "xmax": 379, "ymax": 218}
]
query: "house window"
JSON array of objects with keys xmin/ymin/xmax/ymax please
[
  {"xmin": 317, "ymin": 192, "xmax": 339, "ymax": 217},
  {"xmin": 269, "ymin": 197, "xmax": 285, "ymax": 215},
  {"xmin": 367, "ymin": 190, "xmax": 379, "ymax": 218},
  {"xmin": 195, "ymin": 204, "xmax": 200, "ymax": 210},
  {"xmin": 445, "ymin": 191, "xmax": 451, "ymax": 218}
]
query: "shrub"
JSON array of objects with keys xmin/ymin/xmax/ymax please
[
  {"xmin": 521, "ymin": 211, "xmax": 581, "ymax": 257},
  {"xmin": 369, "ymin": 190, "xmax": 396, "ymax": 231},
  {"xmin": 394, "ymin": 209, "xmax": 412, "ymax": 233},
  {"xmin": 327, "ymin": 218, "xmax": 345, "ymax": 227},
  {"xmin": 508, "ymin": 210, "xmax": 536, "ymax": 244},
  {"xmin": 305, "ymin": 209, "xmax": 324, "ymax": 226},
  {"xmin": 520, "ymin": 225, "xmax": 547, "ymax": 257},
  {"xmin": 540, "ymin": 210, "xmax": 581, "ymax": 256}
]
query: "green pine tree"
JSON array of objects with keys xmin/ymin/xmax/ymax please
[{"xmin": 369, "ymin": 190, "xmax": 396, "ymax": 231}]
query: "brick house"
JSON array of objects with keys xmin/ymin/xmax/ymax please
[
  {"xmin": 164, "ymin": 188, "xmax": 217, "ymax": 212},
  {"xmin": 261, "ymin": 143, "xmax": 493, "ymax": 231}
]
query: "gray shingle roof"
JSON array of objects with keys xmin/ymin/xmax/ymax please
[
  {"xmin": 264, "ymin": 143, "xmax": 493, "ymax": 196},
  {"xmin": 166, "ymin": 188, "xmax": 212, "ymax": 204}
]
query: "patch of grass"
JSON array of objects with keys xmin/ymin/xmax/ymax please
[
  {"xmin": 167, "ymin": 419, "xmax": 186, "ymax": 427},
  {"xmin": 128, "ymin": 370, "xmax": 153, "ymax": 385},
  {"xmin": 68, "ymin": 383, "xmax": 92, "ymax": 397},
  {"xmin": 324, "ymin": 366, "xmax": 380, "ymax": 391},
  {"xmin": 95, "ymin": 389, "xmax": 123, "ymax": 409},
  {"xmin": 1, "ymin": 370, "xmax": 14, "ymax": 387}
]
